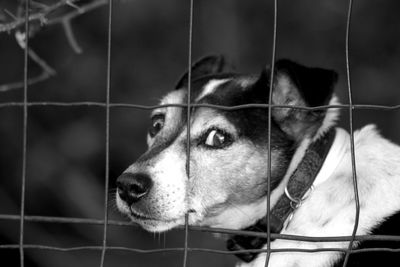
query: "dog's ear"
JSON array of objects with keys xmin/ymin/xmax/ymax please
[
  {"xmin": 274, "ymin": 59, "xmax": 338, "ymax": 107},
  {"xmin": 175, "ymin": 55, "xmax": 228, "ymax": 89},
  {"xmin": 252, "ymin": 59, "xmax": 338, "ymax": 140}
]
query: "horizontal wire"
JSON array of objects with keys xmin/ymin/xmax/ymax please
[
  {"xmin": 1, "ymin": 214, "xmax": 400, "ymax": 243},
  {"xmin": 0, "ymin": 244, "xmax": 400, "ymax": 255},
  {"xmin": 0, "ymin": 101, "xmax": 400, "ymax": 111}
]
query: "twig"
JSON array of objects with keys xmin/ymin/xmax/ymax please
[
  {"xmin": 62, "ymin": 19, "xmax": 82, "ymax": 54},
  {"xmin": 31, "ymin": 1, "xmax": 49, "ymax": 10},
  {"xmin": 47, "ymin": 0, "xmax": 108, "ymax": 26},
  {"xmin": 0, "ymin": 32, "xmax": 56, "ymax": 93},
  {"xmin": 24, "ymin": 46, "xmax": 56, "ymax": 76},
  {"xmin": 4, "ymin": 9, "xmax": 18, "ymax": 20},
  {"xmin": 0, "ymin": 72, "xmax": 51, "ymax": 92},
  {"xmin": 65, "ymin": 0, "xmax": 84, "ymax": 13}
]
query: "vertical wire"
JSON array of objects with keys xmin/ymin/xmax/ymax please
[
  {"xmin": 19, "ymin": 1, "xmax": 30, "ymax": 266},
  {"xmin": 264, "ymin": 0, "xmax": 278, "ymax": 266},
  {"xmin": 183, "ymin": 0, "xmax": 194, "ymax": 266},
  {"xmin": 100, "ymin": 0, "xmax": 113, "ymax": 266},
  {"xmin": 342, "ymin": 0, "xmax": 360, "ymax": 266}
]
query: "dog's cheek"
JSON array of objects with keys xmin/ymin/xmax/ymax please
[
  {"xmin": 224, "ymin": 147, "xmax": 274, "ymax": 204},
  {"xmin": 188, "ymin": 142, "xmax": 270, "ymax": 215},
  {"xmin": 187, "ymin": 151, "xmax": 230, "ymax": 216}
]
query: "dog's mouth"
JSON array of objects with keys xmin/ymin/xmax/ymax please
[
  {"xmin": 129, "ymin": 208, "xmax": 158, "ymax": 221},
  {"xmin": 126, "ymin": 206, "xmax": 207, "ymax": 232},
  {"xmin": 128, "ymin": 206, "xmax": 185, "ymax": 228},
  {"xmin": 129, "ymin": 207, "xmax": 196, "ymax": 222},
  {"xmin": 129, "ymin": 212, "xmax": 185, "ymax": 232}
]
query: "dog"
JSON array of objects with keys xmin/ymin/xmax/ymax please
[{"xmin": 115, "ymin": 55, "xmax": 400, "ymax": 267}]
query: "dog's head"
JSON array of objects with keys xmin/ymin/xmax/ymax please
[{"xmin": 115, "ymin": 55, "xmax": 338, "ymax": 232}]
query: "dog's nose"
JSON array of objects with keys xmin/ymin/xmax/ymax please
[{"xmin": 116, "ymin": 172, "xmax": 153, "ymax": 205}]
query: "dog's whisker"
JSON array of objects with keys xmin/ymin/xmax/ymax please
[{"xmin": 163, "ymin": 232, "xmax": 166, "ymax": 249}]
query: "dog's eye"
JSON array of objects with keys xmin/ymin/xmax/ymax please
[
  {"xmin": 149, "ymin": 114, "xmax": 165, "ymax": 137},
  {"xmin": 204, "ymin": 129, "xmax": 231, "ymax": 148}
]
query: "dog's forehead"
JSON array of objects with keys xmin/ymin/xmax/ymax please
[
  {"xmin": 152, "ymin": 74, "xmax": 266, "ymax": 132},
  {"xmin": 156, "ymin": 74, "xmax": 256, "ymax": 109},
  {"xmin": 160, "ymin": 89, "xmax": 185, "ymax": 106}
]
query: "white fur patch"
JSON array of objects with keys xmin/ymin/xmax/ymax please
[
  {"xmin": 236, "ymin": 77, "xmax": 256, "ymax": 88},
  {"xmin": 199, "ymin": 197, "xmax": 268, "ymax": 230},
  {"xmin": 314, "ymin": 96, "xmax": 340, "ymax": 140},
  {"xmin": 313, "ymin": 128, "xmax": 349, "ymax": 187},
  {"xmin": 195, "ymin": 79, "xmax": 230, "ymax": 101}
]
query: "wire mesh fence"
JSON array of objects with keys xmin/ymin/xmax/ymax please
[{"xmin": 1, "ymin": 0, "xmax": 400, "ymax": 267}]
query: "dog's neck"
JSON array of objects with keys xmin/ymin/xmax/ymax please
[
  {"xmin": 311, "ymin": 127, "xmax": 349, "ymax": 187},
  {"xmin": 227, "ymin": 127, "xmax": 350, "ymax": 262}
]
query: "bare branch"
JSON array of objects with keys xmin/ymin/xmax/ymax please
[
  {"xmin": 0, "ymin": 0, "xmax": 108, "ymax": 92},
  {"xmin": 0, "ymin": 0, "xmax": 107, "ymax": 33}
]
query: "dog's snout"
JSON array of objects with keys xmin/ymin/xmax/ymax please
[{"xmin": 116, "ymin": 172, "xmax": 153, "ymax": 205}]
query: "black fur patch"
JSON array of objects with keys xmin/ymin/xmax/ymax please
[
  {"xmin": 275, "ymin": 59, "xmax": 338, "ymax": 107},
  {"xmin": 175, "ymin": 55, "xmax": 229, "ymax": 89},
  {"xmin": 187, "ymin": 72, "xmax": 240, "ymax": 102}
]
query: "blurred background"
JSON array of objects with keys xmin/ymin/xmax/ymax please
[{"xmin": 1, "ymin": 0, "xmax": 400, "ymax": 266}]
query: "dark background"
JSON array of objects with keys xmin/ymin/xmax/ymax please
[{"xmin": 1, "ymin": 0, "xmax": 400, "ymax": 266}]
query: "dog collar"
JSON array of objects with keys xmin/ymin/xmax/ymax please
[{"xmin": 227, "ymin": 127, "xmax": 344, "ymax": 263}]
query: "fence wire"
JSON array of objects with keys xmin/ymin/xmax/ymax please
[
  {"xmin": 342, "ymin": 1, "xmax": 359, "ymax": 267},
  {"xmin": 265, "ymin": 0, "xmax": 278, "ymax": 265},
  {"xmin": 99, "ymin": 0, "xmax": 113, "ymax": 266},
  {"xmin": 0, "ymin": 0, "xmax": 400, "ymax": 266},
  {"xmin": 183, "ymin": 0, "xmax": 194, "ymax": 266},
  {"xmin": 19, "ymin": 0, "xmax": 30, "ymax": 266}
]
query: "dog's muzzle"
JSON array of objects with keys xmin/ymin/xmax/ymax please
[{"xmin": 116, "ymin": 172, "xmax": 153, "ymax": 205}]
